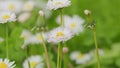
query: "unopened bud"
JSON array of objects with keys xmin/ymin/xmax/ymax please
[
  {"xmin": 39, "ymin": 10, "xmax": 44, "ymax": 16},
  {"xmin": 84, "ymin": 9, "xmax": 91, "ymax": 16},
  {"xmin": 62, "ymin": 47, "xmax": 69, "ymax": 54}
]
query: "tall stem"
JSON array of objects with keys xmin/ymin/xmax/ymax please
[
  {"xmin": 59, "ymin": 43, "xmax": 62, "ymax": 68},
  {"xmin": 57, "ymin": 43, "xmax": 61, "ymax": 68},
  {"xmin": 40, "ymin": 33, "xmax": 51, "ymax": 68},
  {"xmin": 63, "ymin": 42, "xmax": 67, "ymax": 68},
  {"xmin": 5, "ymin": 24, "xmax": 9, "ymax": 59},
  {"xmin": 92, "ymin": 30, "xmax": 100, "ymax": 68},
  {"xmin": 26, "ymin": 47, "xmax": 31, "ymax": 68},
  {"xmin": 60, "ymin": 9, "xmax": 63, "ymax": 27}
]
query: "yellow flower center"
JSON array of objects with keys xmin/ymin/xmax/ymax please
[
  {"xmin": 21, "ymin": 35, "xmax": 27, "ymax": 40},
  {"xmin": 8, "ymin": 4, "xmax": 15, "ymax": 11},
  {"xmin": 37, "ymin": 35, "xmax": 42, "ymax": 40},
  {"xmin": 30, "ymin": 62, "xmax": 37, "ymax": 68},
  {"xmin": 70, "ymin": 23, "xmax": 76, "ymax": 28},
  {"xmin": 0, "ymin": 62, "xmax": 7, "ymax": 68},
  {"xmin": 54, "ymin": 1, "xmax": 64, "ymax": 6},
  {"xmin": 2, "ymin": 14, "xmax": 10, "ymax": 20},
  {"xmin": 26, "ymin": 4, "xmax": 32, "ymax": 10},
  {"xmin": 55, "ymin": 31, "xmax": 64, "ymax": 38},
  {"xmin": 77, "ymin": 53, "xmax": 84, "ymax": 59}
]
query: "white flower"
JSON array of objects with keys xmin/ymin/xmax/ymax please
[
  {"xmin": 0, "ymin": 58, "xmax": 16, "ymax": 68},
  {"xmin": 0, "ymin": 1, "xmax": 23, "ymax": 13},
  {"xmin": 18, "ymin": 12, "xmax": 31, "ymax": 23},
  {"xmin": 0, "ymin": 11, "xmax": 16, "ymax": 24},
  {"xmin": 0, "ymin": 37, "xmax": 4, "ymax": 42},
  {"xmin": 46, "ymin": 0, "xmax": 71, "ymax": 10},
  {"xmin": 31, "ymin": 32, "xmax": 47, "ymax": 44},
  {"xmin": 56, "ymin": 15, "xmax": 71, "ymax": 24},
  {"xmin": 47, "ymin": 27, "xmax": 73, "ymax": 44},
  {"xmin": 90, "ymin": 49, "xmax": 104, "ymax": 56},
  {"xmin": 20, "ymin": 29, "xmax": 33, "ymax": 49},
  {"xmin": 70, "ymin": 51, "xmax": 92, "ymax": 64},
  {"xmin": 56, "ymin": 15, "xmax": 85, "ymax": 35},
  {"xmin": 23, "ymin": 55, "xmax": 44, "ymax": 68},
  {"xmin": 23, "ymin": 1, "xmax": 35, "ymax": 12}
]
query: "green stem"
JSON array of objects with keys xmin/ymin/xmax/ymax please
[
  {"xmin": 26, "ymin": 47, "xmax": 31, "ymax": 68},
  {"xmin": 40, "ymin": 33, "xmax": 51, "ymax": 68},
  {"xmin": 60, "ymin": 9, "xmax": 63, "ymax": 27},
  {"xmin": 5, "ymin": 23, "xmax": 9, "ymax": 59},
  {"xmin": 59, "ymin": 44, "xmax": 62, "ymax": 68},
  {"xmin": 57, "ymin": 43, "xmax": 61, "ymax": 68},
  {"xmin": 92, "ymin": 30, "xmax": 100, "ymax": 68},
  {"xmin": 63, "ymin": 42, "xmax": 67, "ymax": 68}
]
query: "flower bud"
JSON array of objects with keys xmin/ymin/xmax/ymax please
[
  {"xmin": 39, "ymin": 10, "xmax": 44, "ymax": 16},
  {"xmin": 84, "ymin": 9, "xmax": 91, "ymax": 16},
  {"xmin": 62, "ymin": 47, "xmax": 69, "ymax": 54}
]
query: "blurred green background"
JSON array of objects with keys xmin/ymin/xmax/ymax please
[{"xmin": 0, "ymin": 0, "xmax": 120, "ymax": 68}]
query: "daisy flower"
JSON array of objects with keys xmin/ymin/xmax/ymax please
[
  {"xmin": 0, "ymin": 58, "xmax": 16, "ymax": 68},
  {"xmin": 47, "ymin": 27, "xmax": 73, "ymax": 44},
  {"xmin": 56, "ymin": 15, "xmax": 85, "ymax": 35},
  {"xmin": 46, "ymin": 0, "xmax": 71, "ymax": 10},
  {"xmin": 20, "ymin": 29, "xmax": 33, "ymax": 49},
  {"xmin": 23, "ymin": 55, "xmax": 44, "ymax": 68},
  {"xmin": 0, "ymin": 1, "xmax": 23, "ymax": 13},
  {"xmin": 0, "ymin": 37, "xmax": 4, "ymax": 42},
  {"xmin": 31, "ymin": 32, "xmax": 47, "ymax": 44},
  {"xmin": 0, "ymin": 11, "xmax": 16, "ymax": 24},
  {"xmin": 22, "ymin": 1, "xmax": 35, "ymax": 12},
  {"xmin": 90, "ymin": 49, "xmax": 104, "ymax": 56},
  {"xmin": 18, "ymin": 12, "xmax": 31, "ymax": 23},
  {"xmin": 70, "ymin": 51, "xmax": 92, "ymax": 64}
]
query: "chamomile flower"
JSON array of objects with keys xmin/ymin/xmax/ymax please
[
  {"xmin": 56, "ymin": 15, "xmax": 71, "ymax": 24},
  {"xmin": 18, "ymin": 12, "xmax": 31, "ymax": 23},
  {"xmin": 47, "ymin": 27, "xmax": 73, "ymax": 44},
  {"xmin": 90, "ymin": 49, "xmax": 104, "ymax": 56},
  {"xmin": 0, "ymin": 11, "xmax": 16, "ymax": 24},
  {"xmin": 20, "ymin": 29, "xmax": 33, "ymax": 49},
  {"xmin": 31, "ymin": 32, "xmax": 47, "ymax": 44},
  {"xmin": 23, "ymin": 55, "xmax": 44, "ymax": 68},
  {"xmin": 0, "ymin": 1, "xmax": 23, "ymax": 13},
  {"xmin": 46, "ymin": 0, "xmax": 71, "ymax": 10},
  {"xmin": 0, "ymin": 37, "xmax": 4, "ymax": 42},
  {"xmin": 23, "ymin": 1, "xmax": 35, "ymax": 12},
  {"xmin": 56, "ymin": 15, "xmax": 85, "ymax": 35},
  {"xmin": 70, "ymin": 51, "xmax": 92, "ymax": 64},
  {"xmin": 0, "ymin": 58, "xmax": 16, "ymax": 68}
]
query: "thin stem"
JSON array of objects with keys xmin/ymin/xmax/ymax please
[
  {"xmin": 92, "ymin": 30, "xmax": 100, "ymax": 68},
  {"xmin": 60, "ymin": 9, "xmax": 63, "ymax": 27},
  {"xmin": 59, "ymin": 44, "xmax": 62, "ymax": 68},
  {"xmin": 63, "ymin": 42, "xmax": 67, "ymax": 68},
  {"xmin": 5, "ymin": 24, "xmax": 9, "ymax": 59},
  {"xmin": 26, "ymin": 47, "xmax": 31, "ymax": 68},
  {"xmin": 57, "ymin": 43, "xmax": 61, "ymax": 68},
  {"xmin": 40, "ymin": 33, "xmax": 51, "ymax": 68}
]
